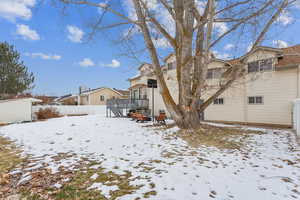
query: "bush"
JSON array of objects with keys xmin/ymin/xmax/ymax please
[{"xmin": 35, "ymin": 108, "xmax": 61, "ymax": 120}]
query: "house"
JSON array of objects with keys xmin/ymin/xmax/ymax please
[
  {"xmin": 79, "ymin": 87, "xmax": 129, "ymax": 105},
  {"xmin": 128, "ymin": 45, "xmax": 300, "ymax": 127},
  {"xmin": 56, "ymin": 94, "xmax": 78, "ymax": 105},
  {"xmin": 0, "ymin": 98, "xmax": 42, "ymax": 123}
]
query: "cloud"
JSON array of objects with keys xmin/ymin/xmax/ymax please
[
  {"xmin": 214, "ymin": 22, "xmax": 228, "ymax": 36},
  {"xmin": 67, "ymin": 25, "xmax": 84, "ymax": 43},
  {"xmin": 16, "ymin": 24, "xmax": 40, "ymax": 40},
  {"xmin": 101, "ymin": 59, "xmax": 121, "ymax": 68},
  {"xmin": 224, "ymin": 44, "xmax": 234, "ymax": 50},
  {"xmin": 277, "ymin": 12, "xmax": 293, "ymax": 26},
  {"xmin": 272, "ymin": 40, "xmax": 288, "ymax": 48},
  {"xmin": 0, "ymin": 0, "xmax": 35, "ymax": 21},
  {"xmin": 79, "ymin": 58, "xmax": 95, "ymax": 67},
  {"xmin": 212, "ymin": 50, "xmax": 230, "ymax": 60},
  {"xmin": 25, "ymin": 52, "xmax": 61, "ymax": 60}
]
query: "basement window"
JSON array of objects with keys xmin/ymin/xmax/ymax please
[
  {"xmin": 213, "ymin": 98, "xmax": 224, "ymax": 105},
  {"xmin": 248, "ymin": 96, "xmax": 263, "ymax": 105}
]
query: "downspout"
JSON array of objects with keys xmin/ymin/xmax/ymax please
[{"xmin": 297, "ymin": 65, "xmax": 300, "ymax": 98}]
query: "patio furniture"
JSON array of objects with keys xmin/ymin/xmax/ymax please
[{"xmin": 155, "ymin": 111, "xmax": 166, "ymax": 125}]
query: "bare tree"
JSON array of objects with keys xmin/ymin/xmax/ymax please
[{"xmin": 58, "ymin": 0, "xmax": 295, "ymax": 129}]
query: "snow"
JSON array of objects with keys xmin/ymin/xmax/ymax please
[
  {"xmin": 87, "ymin": 183, "xmax": 119, "ymax": 198},
  {"xmin": 90, "ymin": 173, "xmax": 99, "ymax": 180},
  {"xmin": 0, "ymin": 115, "xmax": 299, "ymax": 200},
  {"xmin": 53, "ymin": 183, "xmax": 62, "ymax": 189},
  {"xmin": 17, "ymin": 173, "xmax": 32, "ymax": 186}
]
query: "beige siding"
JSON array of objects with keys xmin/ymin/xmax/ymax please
[
  {"xmin": 205, "ymin": 84, "xmax": 246, "ymax": 122},
  {"xmin": 129, "ymin": 49, "xmax": 299, "ymax": 125},
  {"xmin": 245, "ymin": 69, "xmax": 297, "ymax": 125},
  {"xmin": 80, "ymin": 88, "xmax": 126, "ymax": 105}
]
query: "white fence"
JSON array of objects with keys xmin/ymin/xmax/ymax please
[
  {"xmin": 32, "ymin": 105, "xmax": 106, "ymax": 116},
  {"xmin": 293, "ymin": 99, "xmax": 300, "ymax": 137}
]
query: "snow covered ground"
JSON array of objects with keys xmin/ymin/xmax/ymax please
[{"xmin": 0, "ymin": 115, "xmax": 300, "ymax": 200}]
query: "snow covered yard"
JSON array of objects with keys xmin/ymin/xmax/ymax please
[{"xmin": 0, "ymin": 115, "xmax": 299, "ymax": 200}]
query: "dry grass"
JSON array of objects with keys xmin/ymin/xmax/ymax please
[
  {"xmin": 0, "ymin": 137, "xmax": 23, "ymax": 175},
  {"xmin": 35, "ymin": 108, "xmax": 61, "ymax": 120},
  {"xmin": 175, "ymin": 125, "xmax": 265, "ymax": 150}
]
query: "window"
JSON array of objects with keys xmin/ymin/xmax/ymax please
[
  {"xmin": 214, "ymin": 98, "xmax": 224, "ymax": 105},
  {"xmin": 100, "ymin": 95, "xmax": 105, "ymax": 101},
  {"xmin": 248, "ymin": 58, "xmax": 273, "ymax": 73},
  {"xmin": 132, "ymin": 90, "xmax": 138, "ymax": 100},
  {"xmin": 248, "ymin": 96, "xmax": 263, "ymax": 105},
  {"xmin": 259, "ymin": 58, "xmax": 273, "ymax": 71},
  {"xmin": 207, "ymin": 68, "xmax": 223, "ymax": 79},
  {"xmin": 248, "ymin": 61, "xmax": 259, "ymax": 73}
]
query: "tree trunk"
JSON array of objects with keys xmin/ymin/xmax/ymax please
[{"xmin": 172, "ymin": 109, "xmax": 202, "ymax": 129}]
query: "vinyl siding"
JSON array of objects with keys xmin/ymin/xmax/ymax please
[
  {"xmin": 81, "ymin": 88, "xmax": 125, "ymax": 105},
  {"xmin": 245, "ymin": 69, "xmax": 297, "ymax": 125},
  {"xmin": 129, "ymin": 50, "xmax": 299, "ymax": 125}
]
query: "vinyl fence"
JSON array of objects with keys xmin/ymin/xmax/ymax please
[
  {"xmin": 32, "ymin": 105, "xmax": 106, "ymax": 117},
  {"xmin": 293, "ymin": 99, "xmax": 300, "ymax": 137}
]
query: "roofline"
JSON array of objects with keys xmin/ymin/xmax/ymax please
[
  {"xmin": 210, "ymin": 58, "xmax": 232, "ymax": 66},
  {"xmin": 163, "ymin": 53, "xmax": 175, "ymax": 62},
  {"xmin": 128, "ymin": 75, "xmax": 142, "ymax": 81},
  {"xmin": 0, "ymin": 97, "xmax": 42, "ymax": 103},
  {"xmin": 80, "ymin": 87, "xmax": 126, "ymax": 96},
  {"xmin": 239, "ymin": 46, "xmax": 283, "ymax": 62},
  {"xmin": 138, "ymin": 63, "xmax": 151, "ymax": 70}
]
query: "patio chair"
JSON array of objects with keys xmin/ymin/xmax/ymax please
[
  {"xmin": 155, "ymin": 112, "xmax": 166, "ymax": 125},
  {"xmin": 136, "ymin": 113, "xmax": 151, "ymax": 123}
]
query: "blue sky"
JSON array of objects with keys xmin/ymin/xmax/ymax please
[{"xmin": 0, "ymin": 0, "xmax": 300, "ymax": 96}]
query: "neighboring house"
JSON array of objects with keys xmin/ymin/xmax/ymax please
[
  {"xmin": 56, "ymin": 94, "xmax": 78, "ymax": 105},
  {"xmin": 128, "ymin": 45, "xmax": 300, "ymax": 127},
  {"xmin": 79, "ymin": 87, "xmax": 129, "ymax": 105},
  {"xmin": 0, "ymin": 98, "xmax": 42, "ymax": 123}
]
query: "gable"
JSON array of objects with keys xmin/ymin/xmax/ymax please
[
  {"xmin": 245, "ymin": 50, "xmax": 278, "ymax": 63},
  {"xmin": 89, "ymin": 88, "xmax": 123, "ymax": 97}
]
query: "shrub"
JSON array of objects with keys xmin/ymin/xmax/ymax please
[{"xmin": 35, "ymin": 108, "xmax": 61, "ymax": 120}]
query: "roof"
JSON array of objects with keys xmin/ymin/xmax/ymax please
[
  {"xmin": 276, "ymin": 45, "xmax": 300, "ymax": 67},
  {"xmin": 81, "ymin": 87, "xmax": 129, "ymax": 96},
  {"xmin": 225, "ymin": 45, "xmax": 300, "ymax": 68},
  {"xmin": 138, "ymin": 63, "xmax": 151, "ymax": 70},
  {"xmin": 128, "ymin": 74, "xmax": 142, "ymax": 81},
  {"xmin": 129, "ymin": 84, "xmax": 147, "ymax": 90},
  {"xmin": 56, "ymin": 94, "xmax": 78, "ymax": 101},
  {"xmin": 0, "ymin": 98, "xmax": 42, "ymax": 104},
  {"xmin": 113, "ymin": 88, "xmax": 130, "ymax": 96},
  {"xmin": 164, "ymin": 53, "xmax": 175, "ymax": 62}
]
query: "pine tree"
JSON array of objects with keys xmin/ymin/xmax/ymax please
[{"xmin": 0, "ymin": 42, "xmax": 34, "ymax": 99}]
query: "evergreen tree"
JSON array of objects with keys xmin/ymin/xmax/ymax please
[{"xmin": 0, "ymin": 42, "xmax": 34, "ymax": 99}]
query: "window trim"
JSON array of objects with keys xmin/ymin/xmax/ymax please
[
  {"xmin": 207, "ymin": 68, "xmax": 224, "ymax": 79},
  {"xmin": 100, "ymin": 95, "xmax": 105, "ymax": 101},
  {"xmin": 247, "ymin": 58, "xmax": 274, "ymax": 73},
  {"xmin": 248, "ymin": 96, "xmax": 264, "ymax": 105}
]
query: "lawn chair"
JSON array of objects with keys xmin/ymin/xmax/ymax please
[
  {"xmin": 136, "ymin": 113, "xmax": 151, "ymax": 123},
  {"xmin": 155, "ymin": 112, "xmax": 166, "ymax": 125}
]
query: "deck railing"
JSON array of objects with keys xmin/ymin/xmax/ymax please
[{"xmin": 106, "ymin": 98, "xmax": 149, "ymax": 110}]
